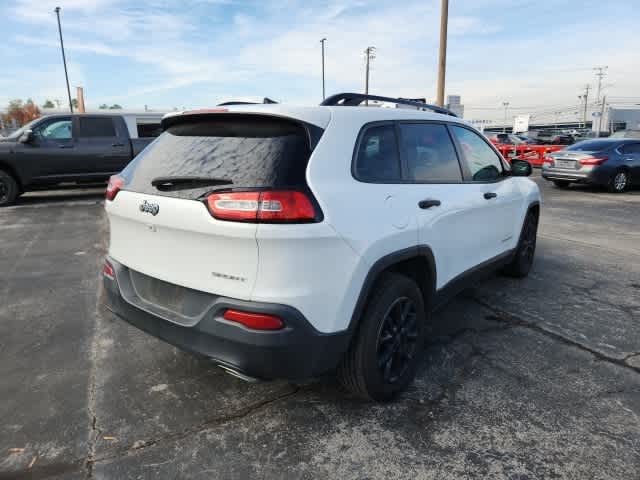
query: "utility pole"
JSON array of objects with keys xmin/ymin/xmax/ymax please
[
  {"xmin": 364, "ymin": 46, "xmax": 376, "ymax": 105},
  {"xmin": 435, "ymin": 0, "xmax": 449, "ymax": 107},
  {"xmin": 502, "ymin": 101, "xmax": 509, "ymax": 133},
  {"xmin": 593, "ymin": 66, "xmax": 608, "ymax": 104},
  {"xmin": 581, "ymin": 84, "xmax": 590, "ymax": 127},
  {"xmin": 54, "ymin": 7, "xmax": 73, "ymax": 113},
  {"xmin": 577, "ymin": 95, "xmax": 584, "ymax": 129},
  {"xmin": 597, "ymin": 96, "xmax": 607, "ymax": 137},
  {"xmin": 320, "ymin": 38, "xmax": 327, "ymax": 100}
]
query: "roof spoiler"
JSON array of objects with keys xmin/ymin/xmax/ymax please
[{"xmin": 217, "ymin": 97, "xmax": 278, "ymax": 106}]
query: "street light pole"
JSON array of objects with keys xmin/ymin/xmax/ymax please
[
  {"xmin": 320, "ymin": 38, "xmax": 326, "ymax": 100},
  {"xmin": 364, "ymin": 46, "xmax": 376, "ymax": 105},
  {"xmin": 502, "ymin": 102, "xmax": 509, "ymax": 133},
  {"xmin": 435, "ymin": 0, "xmax": 449, "ymax": 107},
  {"xmin": 54, "ymin": 7, "xmax": 73, "ymax": 113}
]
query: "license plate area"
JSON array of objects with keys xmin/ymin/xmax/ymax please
[
  {"xmin": 555, "ymin": 159, "xmax": 576, "ymax": 169},
  {"xmin": 125, "ymin": 268, "xmax": 218, "ymax": 325}
]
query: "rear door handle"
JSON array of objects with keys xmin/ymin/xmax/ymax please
[
  {"xmin": 418, "ymin": 199, "xmax": 441, "ymax": 209},
  {"xmin": 624, "ymin": 158, "xmax": 634, "ymax": 162},
  {"xmin": 484, "ymin": 192, "xmax": 497, "ymax": 200},
  {"xmin": 112, "ymin": 143, "xmax": 125, "ymax": 147},
  {"xmin": 58, "ymin": 145, "xmax": 73, "ymax": 149}
]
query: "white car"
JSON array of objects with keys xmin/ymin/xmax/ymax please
[{"xmin": 103, "ymin": 93, "xmax": 540, "ymax": 401}]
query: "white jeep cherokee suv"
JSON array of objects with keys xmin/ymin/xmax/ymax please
[{"xmin": 103, "ymin": 93, "xmax": 540, "ymax": 401}]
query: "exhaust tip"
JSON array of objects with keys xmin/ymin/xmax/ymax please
[{"xmin": 218, "ymin": 365, "xmax": 262, "ymax": 383}]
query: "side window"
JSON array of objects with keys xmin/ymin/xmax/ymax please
[
  {"xmin": 136, "ymin": 122, "xmax": 162, "ymax": 138},
  {"xmin": 33, "ymin": 119, "xmax": 72, "ymax": 141},
  {"xmin": 399, "ymin": 123, "xmax": 462, "ymax": 182},
  {"xmin": 450, "ymin": 125, "xmax": 504, "ymax": 182},
  {"xmin": 78, "ymin": 117, "xmax": 117, "ymax": 138},
  {"xmin": 354, "ymin": 124, "xmax": 401, "ymax": 182},
  {"xmin": 622, "ymin": 143, "xmax": 640, "ymax": 154}
]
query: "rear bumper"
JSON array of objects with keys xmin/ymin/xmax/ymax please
[
  {"xmin": 541, "ymin": 167, "xmax": 609, "ymax": 185},
  {"xmin": 102, "ymin": 257, "xmax": 351, "ymax": 381}
]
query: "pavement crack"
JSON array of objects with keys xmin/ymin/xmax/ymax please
[
  {"xmin": 89, "ymin": 385, "xmax": 300, "ymax": 467},
  {"xmin": 84, "ymin": 219, "xmax": 109, "ymax": 480},
  {"xmin": 473, "ymin": 297, "xmax": 640, "ymax": 375},
  {"xmin": 427, "ymin": 324, "xmax": 513, "ymax": 347}
]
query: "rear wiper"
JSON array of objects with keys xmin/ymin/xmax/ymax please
[{"xmin": 151, "ymin": 176, "xmax": 233, "ymax": 191}]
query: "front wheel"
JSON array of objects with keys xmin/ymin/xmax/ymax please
[
  {"xmin": 501, "ymin": 211, "xmax": 538, "ymax": 278},
  {"xmin": 608, "ymin": 170, "xmax": 630, "ymax": 193},
  {"xmin": 338, "ymin": 273, "xmax": 427, "ymax": 401},
  {"xmin": 0, "ymin": 170, "xmax": 19, "ymax": 207}
]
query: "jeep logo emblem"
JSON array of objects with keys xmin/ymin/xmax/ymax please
[{"xmin": 139, "ymin": 200, "xmax": 159, "ymax": 216}]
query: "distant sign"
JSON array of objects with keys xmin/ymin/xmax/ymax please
[
  {"xmin": 592, "ymin": 112, "xmax": 602, "ymax": 117},
  {"xmin": 513, "ymin": 114, "xmax": 530, "ymax": 133}
]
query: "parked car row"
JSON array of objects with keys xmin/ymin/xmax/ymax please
[{"xmin": 485, "ymin": 131, "xmax": 576, "ymax": 146}]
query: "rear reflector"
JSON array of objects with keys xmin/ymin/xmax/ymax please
[
  {"xmin": 103, "ymin": 260, "xmax": 115, "ymax": 280},
  {"xmin": 106, "ymin": 176, "xmax": 124, "ymax": 201},
  {"xmin": 223, "ymin": 309, "xmax": 284, "ymax": 330},
  {"xmin": 206, "ymin": 190, "xmax": 317, "ymax": 223},
  {"xmin": 579, "ymin": 156, "xmax": 608, "ymax": 166}
]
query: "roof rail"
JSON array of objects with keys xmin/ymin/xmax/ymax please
[{"xmin": 320, "ymin": 92, "xmax": 457, "ymax": 117}]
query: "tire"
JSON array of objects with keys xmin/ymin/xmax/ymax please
[
  {"xmin": 501, "ymin": 211, "xmax": 538, "ymax": 278},
  {"xmin": 338, "ymin": 273, "xmax": 427, "ymax": 401},
  {"xmin": 553, "ymin": 180, "xmax": 571, "ymax": 188},
  {"xmin": 608, "ymin": 169, "xmax": 630, "ymax": 193},
  {"xmin": 0, "ymin": 170, "xmax": 19, "ymax": 207}
]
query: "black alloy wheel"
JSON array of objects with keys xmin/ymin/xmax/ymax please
[{"xmin": 376, "ymin": 297, "xmax": 419, "ymax": 384}]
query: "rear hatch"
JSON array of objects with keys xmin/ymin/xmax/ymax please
[{"xmin": 105, "ymin": 112, "xmax": 324, "ymax": 300}]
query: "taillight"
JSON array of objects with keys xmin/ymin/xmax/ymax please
[
  {"xmin": 223, "ymin": 309, "xmax": 284, "ymax": 330},
  {"xmin": 543, "ymin": 156, "xmax": 554, "ymax": 166},
  {"xmin": 106, "ymin": 176, "xmax": 124, "ymax": 201},
  {"xmin": 206, "ymin": 190, "xmax": 318, "ymax": 223},
  {"xmin": 103, "ymin": 260, "xmax": 115, "ymax": 280},
  {"xmin": 579, "ymin": 156, "xmax": 608, "ymax": 166}
]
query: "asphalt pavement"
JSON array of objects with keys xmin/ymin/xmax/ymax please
[{"xmin": 1, "ymin": 177, "xmax": 639, "ymax": 479}]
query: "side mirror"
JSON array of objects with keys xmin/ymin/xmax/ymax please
[
  {"xmin": 510, "ymin": 159, "xmax": 532, "ymax": 177},
  {"xmin": 18, "ymin": 129, "xmax": 33, "ymax": 144}
]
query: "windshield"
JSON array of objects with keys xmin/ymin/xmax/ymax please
[
  {"xmin": 4, "ymin": 117, "xmax": 43, "ymax": 140},
  {"xmin": 565, "ymin": 140, "xmax": 614, "ymax": 152}
]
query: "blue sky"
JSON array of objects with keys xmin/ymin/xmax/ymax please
[{"xmin": 1, "ymin": 0, "xmax": 638, "ymax": 121}]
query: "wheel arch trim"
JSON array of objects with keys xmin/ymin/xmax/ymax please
[{"xmin": 347, "ymin": 246, "xmax": 436, "ymax": 334}]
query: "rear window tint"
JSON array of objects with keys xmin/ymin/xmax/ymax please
[
  {"xmin": 78, "ymin": 117, "xmax": 116, "ymax": 138},
  {"xmin": 566, "ymin": 140, "xmax": 613, "ymax": 151},
  {"xmin": 354, "ymin": 124, "xmax": 401, "ymax": 182},
  {"xmin": 121, "ymin": 115, "xmax": 315, "ymax": 198}
]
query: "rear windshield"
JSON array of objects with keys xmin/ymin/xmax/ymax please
[
  {"xmin": 565, "ymin": 140, "xmax": 613, "ymax": 152},
  {"xmin": 121, "ymin": 115, "xmax": 315, "ymax": 198}
]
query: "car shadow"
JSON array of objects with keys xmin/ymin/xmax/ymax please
[
  {"xmin": 553, "ymin": 183, "xmax": 639, "ymax": 195},
  {"xmin": 14, "ymin": 186, "xmax": 106, "ymax": 206}
]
